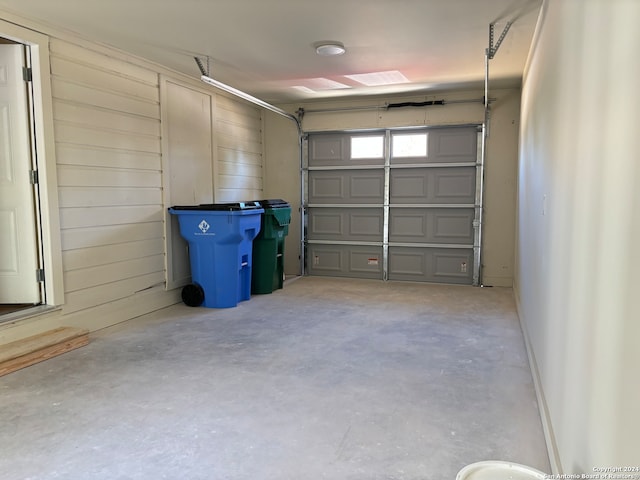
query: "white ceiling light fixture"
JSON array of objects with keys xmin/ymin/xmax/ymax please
[{"xmin": 315, "ymin": 42, "xmax": 346, "ymax": 56}]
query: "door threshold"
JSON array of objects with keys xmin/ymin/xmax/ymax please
[{"xmin": 0, "ymin": 305, "xmax": 60, "ymax": 326}]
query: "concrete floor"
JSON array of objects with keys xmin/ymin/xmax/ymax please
[{"xmin": 1, "ymin": 276, "xmax": 550, "ymax": 479}]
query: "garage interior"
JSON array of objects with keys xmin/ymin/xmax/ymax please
[{"xmin": 0, "ymin": 0, "xmax": 639, "ymax": 478}]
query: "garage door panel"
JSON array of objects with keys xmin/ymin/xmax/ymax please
[
  {"xmin": 434, "ymin": 170, "xmax": 476, "ymax": 200},
  {"xmin": 350, "ymin": 211, "xmax": 383, "ymax": 238},
  {"xmin": 309, "ymin": 245, "xmax": 383, "ymax": 279},
  {"xmin": 310, "ymin": 175, "xmax": 344, "ymax": 200},
  {"xmin": 428, "ymin": 128, "xmax": 478, "ymax": 162},
  {"xmin": 389, "ymin": 174, "xmax": 426, "ymax": 200},
  {"xmin": 351, "ymin": 175, "xmax": 384, "ymax": 199},
  {"xmin": 309, "ymin": 135, "xmax": 347, "ymax": 165},
  {"xmin": 388, "ymin": 247, "xmax": 473, "ymax": 284},
  {"xmin": 308, "ymin": 209, "xmax": 343, "ymax": 237},
  {"xmin": 309, "ymin": 246, "xmax": 343, "ymax": 274},
  {"xmin": 388, "ymin": 249, "xmax": 427, "ymax": 277},
  {"xmin": 309, "ymin": 170, "xmax": 384, "ymax": 204},
  {"xmin": 433, "ymin": 251, "xmax": 473, "ymax": 281},
  {"xmin": 350, "ymin": 249, "xmax": 383, "ymax": 275},
  {"xmin": 432, "ymin": 210, "xmax": 475, "ymax": 242},
  {"xmin": 308, "ymin": 208, "xmax": 383, "ymax": 242},
  {"xmin": 390, "ymin": 167, "xmax": 476, "ymax": 204},
  {"xmin": 390, "ymin": 210, "xmax": 426, "ymax": 240},
  {"xmin": 389, "ymin": 208, "xmax": 474, "ymax": 244}
]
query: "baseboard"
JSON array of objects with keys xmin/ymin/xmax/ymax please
[
  {"xmin": 0, "ymin": 287, "xmax": 181, "ymax": 345},
  {"xmin": 61, "ymin": 286, "xmax": 182, "ymax": 332},
  {"xmin": 513, "ymin": 287, "xmax": 563, "ymax": 474},
  {"xmin": 480, "ymin": 275, "xmax": 513, "ymax": 287}
]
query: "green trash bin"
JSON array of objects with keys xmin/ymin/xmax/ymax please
[{"xmin": 251, "ymin": 199, "xmax": 291, "ymax": 294}]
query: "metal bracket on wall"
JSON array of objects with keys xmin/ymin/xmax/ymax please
[
  {"xmin": 194, "ymin": 56, "xmax": 210, "ymax": 77},
  {"xmin": 487, "ymin": 21, "xmax": 513, "ymax": 60},
  {"xmin": 484, "ymin": 21, "xmax": 513, "ymax": 112}
]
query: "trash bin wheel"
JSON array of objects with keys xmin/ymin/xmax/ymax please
[{"xmin": 182, "ymin": 283, "xmax": 205, "ymax": 307}]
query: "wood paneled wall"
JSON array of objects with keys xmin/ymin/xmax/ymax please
[
  {"xmin": 0, "ymin": 33, "xmax": 265, "ymax": 336},
  {"xmin": 215, "ymin": 95, "xmax": 263, "ymax": 202},
  {"xmin": 50, "ymin": 39, "xmax": 167, "ymax": 320}
]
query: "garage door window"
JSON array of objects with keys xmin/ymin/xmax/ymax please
[
  {"xmin": 351, "ymin": 136, "xmax": 384, "ymax": 159},
  {"xmin": 392, "ymin": 133, "xmax": 428, "ymax": 158}
]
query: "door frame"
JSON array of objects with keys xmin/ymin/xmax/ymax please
[{"xmin": 1, "ymin": 18, "xmax": 64, "ymax": 307}]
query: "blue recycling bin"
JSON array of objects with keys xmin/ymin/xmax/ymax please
[{"xmin": 168, "ymin": 202, "xmax": 264, "ymax": 308}]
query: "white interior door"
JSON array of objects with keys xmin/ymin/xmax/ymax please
[{"xmin": 0, "ymin": 44, "xmax": 41, "ymax": 304}]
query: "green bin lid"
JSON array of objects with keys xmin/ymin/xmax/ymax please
[{"xmin": 256, "ymin": 199, "xmax": 290, "ymax": 208}]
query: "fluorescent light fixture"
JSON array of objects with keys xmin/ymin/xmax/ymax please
[
  {"xmin": 315, "ymin": 42, "xmax": 346, "ymax": 56},
  {"xmin": 345, "ymin": 70, "xmax": 410, "ymax": 86}
]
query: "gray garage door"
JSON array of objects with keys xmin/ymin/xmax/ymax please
[{"xmin": 305, "ymin": 126, "xmax": 481, "ymax": 285}]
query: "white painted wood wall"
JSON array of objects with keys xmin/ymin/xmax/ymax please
[
  {"xmin": 52, "ymin": 39, "xmax": 167, "ymax": 318},
  {"xmin": 215, "ymin": 95, "xmax": 263, "ymax": 202},
  {"xmin": 0, "ymin": 16, "xmax": 264, "ymax": 341},
  {"xmin": 162, "ymin": 80, "xmax": 264, "ymax": 289}
]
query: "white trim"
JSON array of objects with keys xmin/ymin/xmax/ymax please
[
  {"xmin": 0, "ymin": 18, "xmax": 65, "ymax": 307},
  {"xmin": 160, "ymin": 75, "xmax": 218, "ymax": 290},
  {"xmin": 513, "ymin": 287, "xmax": 562, "ymax": 474},
  {"xmin": 160, "ymin": 76, "xmax": 176, "ymax": 290}
]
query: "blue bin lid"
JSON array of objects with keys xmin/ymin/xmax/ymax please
[
  {"xmin": 170, "ymin": 201, "xmax": 262, "ymax": 211},
  {"xmin": 255, "ymin": 199, "xmax": 290, "ymax": 208}
]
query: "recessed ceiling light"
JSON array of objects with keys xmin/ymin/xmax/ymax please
[
  {"xmin": 344, "ymin": 70, "xmax": 410, "ymax": 86},
  {"xmin": 315, "ymin": 42, "xmax": 346, "ymax": 56},
  {"xmin": 298, "ymin": 77, "xmax": 351, "ymax": 91},
  {"xmin": 290, "ymin": 78, "xmax": 351, "ymax": 94}
]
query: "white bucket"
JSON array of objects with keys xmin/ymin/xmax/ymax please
[{"xmin": 456, "ymin": 461, "xmax": 547, "ymax": 480}]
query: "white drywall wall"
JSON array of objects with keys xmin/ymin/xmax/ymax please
[{"xmin": 516, "ymin": 0, "xmax": 640, "ymax": 471}]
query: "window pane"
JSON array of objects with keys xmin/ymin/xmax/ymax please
[
  {"xmin": 392, "ymin": 133, "xmax": 428, "ymax": 157},
  {"xmin": 351, "ymin": 136, "xmax": 384, "ymax": 159}
]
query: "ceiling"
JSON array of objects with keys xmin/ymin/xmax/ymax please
[{"xmin": 0, "ymin": 0, "xmax": 542, "ymax": 103}]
